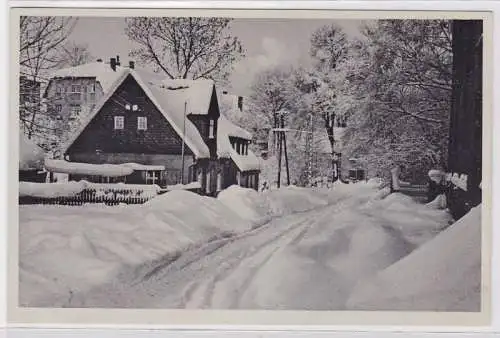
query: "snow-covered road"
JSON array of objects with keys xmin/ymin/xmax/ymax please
[
  {"xmin": 21, "ymin": 182, "xmax": 479, "ymax": 311},
  {"xmin": 70, "ymin": 188, "xmax": 443, "ymax": 310}
]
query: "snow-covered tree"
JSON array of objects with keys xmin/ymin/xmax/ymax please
[
  {"xmin": 337, "ymin": 20, "xmax": 452, "ymax": 183},
  {"xmin": 125, "ymin": 17, "xmax": 244, "ymax": 84}
]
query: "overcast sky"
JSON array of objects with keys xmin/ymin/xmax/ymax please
[{"xmin": 68, "ymin": 17, "xmax": 364, "ymax": 95}]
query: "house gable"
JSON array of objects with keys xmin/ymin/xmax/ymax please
[
  {"xmin": 188, "ymin": 85, "xmax": 221, "ymax": 158},
  {"xmin": 67, "ymin": 74, "xmax": 195, "ymax": 157}
]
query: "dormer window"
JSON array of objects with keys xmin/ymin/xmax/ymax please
[{"xmin": 209, "ymin": 119, "xmax": 215, "ymax": 139}]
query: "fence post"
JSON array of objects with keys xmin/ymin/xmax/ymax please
[{"xmin": 390, "ymin": 167, "xmax": 401, "ymax": 193}]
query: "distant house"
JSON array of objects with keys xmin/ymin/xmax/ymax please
[
  {"xmin": 19, "ymin": 132, "xmax": 46, "ymax": 182},
  {"xmin": 20, "ymin": 76, "xmax": 41, "ymax": 108},
  {"xmin": 45, "ymin": 60, "xmax": 260, "ymax": 194},
  {"xmin": 43, "ymin": 56, "xmax": 134, "ymax": 138}
]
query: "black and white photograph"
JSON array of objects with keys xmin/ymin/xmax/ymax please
[{"xmin": 10, "ymin": 7, "xmax": 492, "ymax": 326}]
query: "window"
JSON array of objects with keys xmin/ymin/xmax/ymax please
[
  {"xmin": 71, "ymin": 85, "xmax": 81, "ymax": 93},
  {"xmin": 89, "ymin": 83, "xmax": 96, "ymax": 93},
  {"xmin": 137, "ymin": 116, "xmax": 147, "ymax": 130},
  {"xmin": 55, "ymin": 86, "xmax": 62, "ymax": 98},
  {"xmin": 114, "ymin": 116, "xmax": 124, "ymax": 130},
  {"xmin": 209, "ymin": 119, "xmax": 215, "ymax": 139},
  {"xmin": 70, "ymin": 104, "xmax": 81, "ymax": 115},
  {"xmin": 145, "ymin": 170, "xmax": 160, "ymax": 185},
  {"xmin": 55, "ymin": 104, "xmax": 62, "ymax": 113}
]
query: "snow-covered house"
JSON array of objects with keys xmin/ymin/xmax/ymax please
[
  {"xmin": 43, "ymin": 56, "xmax": 134, "ymax": 138},
  {"xmin": 19, "ymin": 132, "xmax": 46, "ymax": 182},
  {"xmin": 47, "ymin": 61, "xmax": 260, "ymax": 194}
]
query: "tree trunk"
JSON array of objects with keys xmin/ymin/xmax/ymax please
[{"xmin": 447, "ymin": 20, "xmax": 483, "ymax": 220}]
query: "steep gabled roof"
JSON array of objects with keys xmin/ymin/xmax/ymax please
[
  {"xmin": 62, "ymin": 68, "xmax": 210, "ymax": 159},
  {"xmin": 217, "ymin": 114, "xmax": 260, "ymax": 172}
]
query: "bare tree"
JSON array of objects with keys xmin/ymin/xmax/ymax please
[
  {"xmin": 57, "ymin": 42, "xmax": 94, "ymax": 67},
  {"xmin": 19, "ymin": 16, "xmax": 77, "ymax": 143},
  {"xmin": 125, "ymin": 17, "xmax": 244, "ymax": 83}
]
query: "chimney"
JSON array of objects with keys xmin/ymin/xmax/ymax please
[
  {"xmin": 237, "ymin": 96, "xmax": 244, "ymax": 111},
  {"xmin": 96, "ymin": 58, "xmax": 103, "ymax": 63},
  {"xmin": 129, "ymin": 60, "xmax": 135, "ymax": 69},
  {"xmin": 110, "ymin": 57, "xmax": 116, "ymax": 71},
  {"xmin": 116, "ymin": 55, "xmax": 121, "ymax": 66}
]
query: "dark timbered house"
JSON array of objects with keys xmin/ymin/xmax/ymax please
[{"xmin": 46, "ymin": 61, "xmax": 260, "ymax": 194}]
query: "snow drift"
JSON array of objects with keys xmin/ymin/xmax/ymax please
[
  {"xmin": 19, "ymin": 190, "xmax": 250, "ymax": 307},
  {"xmin": 346, "ymin": 205, "xmax": 481, "ymax": 311},
  {"xmin": 217, "ymin": 185, "xmax": 273, "ymax": 226}
]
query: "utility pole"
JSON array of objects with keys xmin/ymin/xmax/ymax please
[
  {"xmin": 275, "ymin": 110, "xmax": 290, "ymax": 188},
  {"xmin": 180, "ymin": 101, "xmax": 187, "ymax": 184},
  {"xmin": 281, "ymin": 113, "xmax": 290, "ymax": 186},
  {"xmin": 276, "ymin": 117, "xmax": 282, "ymax": 188}
]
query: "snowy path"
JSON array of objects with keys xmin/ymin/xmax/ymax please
[{"xmin": 71, "ymin": 191, "xmax": 404, "ymax": 310}]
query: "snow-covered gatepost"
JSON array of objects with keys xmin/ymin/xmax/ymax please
[
  {"xmin": 390, "ymin": 166, "xmax": 401, "ymax": 193},
  {"xmin": 427, "ymin": 169, "xmax": 446, "ymax": 203}
]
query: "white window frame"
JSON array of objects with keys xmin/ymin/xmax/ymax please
[
  {"xmin": 71, "ymin": 104, "xmax": 81, "ymax": 116},
  {"xmin": 137, "ymin": 116, "xmax": 147, "ymax": 130},
  {"xmin": 71, "ymin": 85, "xmax": 81, "ymax": 93},
  {"xmin": 114, "ymin": 116, "xmax": 124, "ymax": 130},
  {"xmin": 145, "ymin": 170, "xmax": 160, "ymax": 185},
  {"xmin": 209, "ymin": 119, "xmax": 215, "ymax": 139}
]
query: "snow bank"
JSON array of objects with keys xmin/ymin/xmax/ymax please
[
  {"xmin": 19, "ymin": 181, "xmax": 87, "ymax": 198},
  {"xmin": 264, "ymin": 186, "xmax": 329, "ymax": 216},
  {"xmin": 217, "ymin": 185, "xmax": 273, "ymax": 226},
  {"xmin": 19, "ymin": 190, "xmax": 251, "ymax": 306},
  {"xmin": 346, "ymin": 205, "xmax": 481, "ymax": 311}
]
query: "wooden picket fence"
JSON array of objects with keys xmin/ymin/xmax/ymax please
[{"xmin": 19, "ymin": 186, "xmax": 158, "ymax": 206}]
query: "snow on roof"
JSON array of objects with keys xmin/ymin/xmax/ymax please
[
  {"xmin": 217, "ymin": 115, "xmax": 260, "ymax": 172},
  {"xmin": 45, "ymin": 159, "xmax": 134, "ymax": 177},
  {"xmin": 19, "ymin": 132, "xmax": 46, "ymax": 170},
  {"xmin": 140, "ymin": 74, "xmax": 215, "ymax": 116},
  {"xmin": 49, "ymin": 62, "xmax": 129, "ymax": 94},
  {"xmin": 61, "ymin": 68, "xmax": 211, "ymax": 158},
  {"xmin": 135, "ymin": 70, "xmax": 211, "ymax": 158},
  {"xmin": 218, "ymin": 113, "xmax": 253, "ymax": 141}
]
